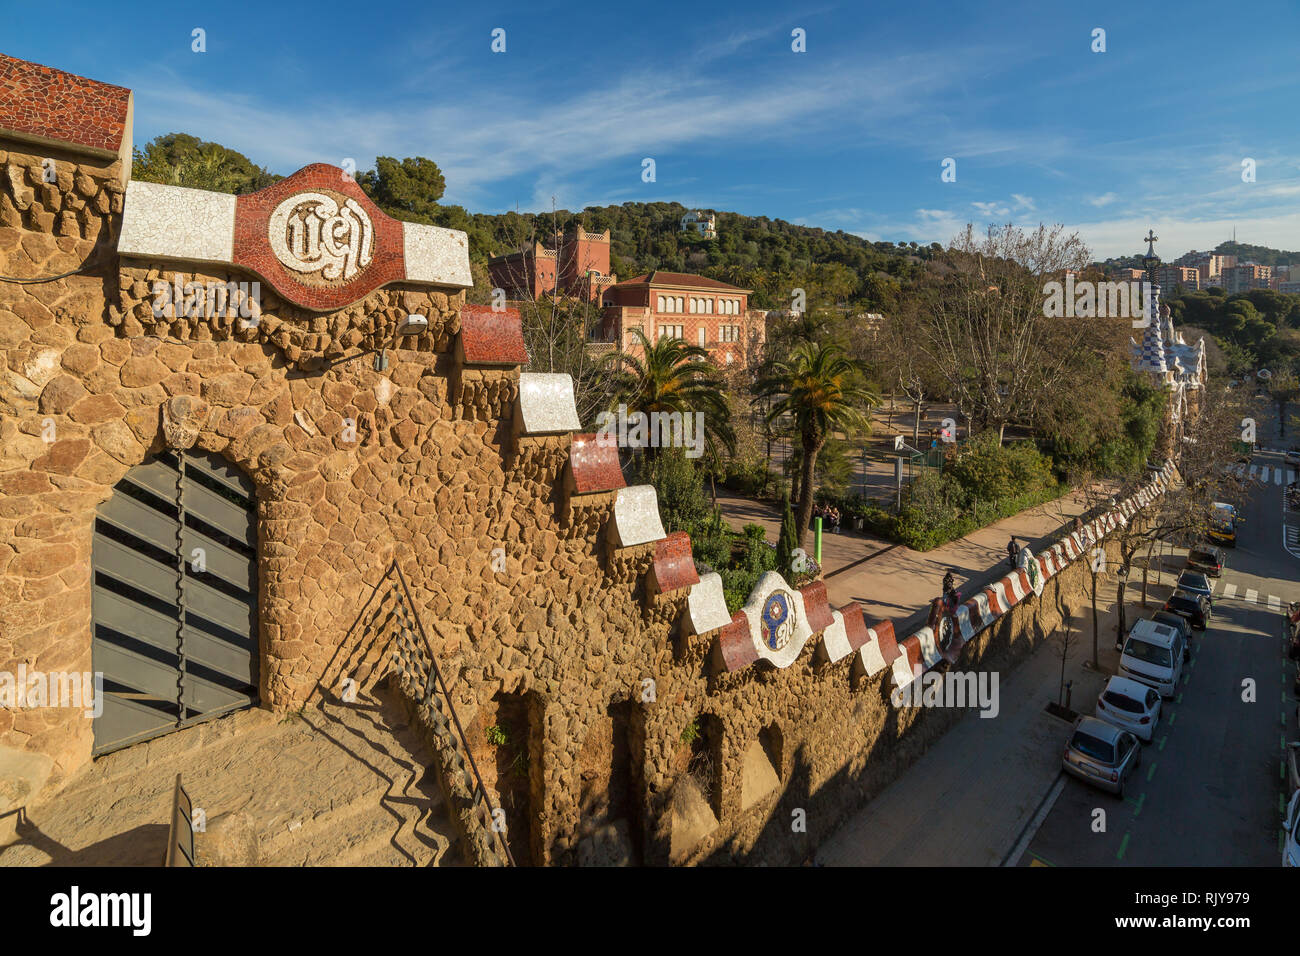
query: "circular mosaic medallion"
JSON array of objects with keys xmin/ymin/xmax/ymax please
[{"xmin": 761, "ymin": 590, "xmax": 796, "ymax": 651}]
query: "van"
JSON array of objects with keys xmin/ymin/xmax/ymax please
[{"xmin": 1119, "ymin": 619, "xmax": 1184, "ymax": 699}]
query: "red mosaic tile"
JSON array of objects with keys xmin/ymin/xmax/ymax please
[
  {"xmin": 460, "ymin": 304, "xmax": 527, "ymax": 365},
  {"xmin": 652, "ymin": 531, "xmax": 699, "ymax": 594},
  {"xmin": 899, "ymin": 634, "xmax": 923, "ymax": 674},
  {"xmin": 985, "ymin": 584, "xmax": 1006, "ymax": 616},
  {"xmin": 837, "ymin": 602, "xmax": 870, "ymax": 652},
  {"xmin": 869, "ymin": 618, "xmax": 900, "ymax": 665},
  {"xmin": 233, "ymin": 164, "xmax": 407, "ymax": 312},
  {"xmin": 568, "ymin": 433, "xmax": 625, "ymax": 494},
  {"xmin": 718, "ymin": 610, "xmax": 758, "ymax": 672},
  {"xmin": 0, "ymin": 54, "xmax": 130, "ymax": 155},
  {"xmin": 800, "ymin": 580, "xmax": 834, "ymax": 634}
]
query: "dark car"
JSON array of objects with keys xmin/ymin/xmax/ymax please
[
  {"xmin": 1186, "ymin": 546, "xmax": 1225, "ymax": 578},
  {"xmin": 1164, "ymin": 589, "xmax": 1211, "ymax": 630},
  {"xmin": 1151, "ymin": 611, "xmax": 1192, "ymax": 660}
]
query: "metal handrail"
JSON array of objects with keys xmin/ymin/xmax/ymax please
[{"xmin": 387, "ymin": 562, "xmax": 516, "ymax": 867}]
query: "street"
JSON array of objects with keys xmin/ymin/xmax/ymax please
[{"xmin": 1020, "ymin": 444, "xmax": 1300, "ymax": 866}]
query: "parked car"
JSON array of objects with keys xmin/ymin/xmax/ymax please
[
  {"xmin": 1285, "ymin": 791, "xmax": 1300, "ymax": 868},
  {"xmin": 1287, "ymin": 741, "xmax": 1300, "ymax": 796},
  {"xmin": 1164, "ymin": 589, "xmax": 1211, "ymax": 631},
  {"xmin": 1150, "ymin": 611, "xmax": 1192, "ymax": 660},
  {"xmin": 1095, "ymin": 676, "xmax": 1162, "ymax": 743},
  {"xmin": 1185, "ymin": 546, "xmax": 1225, "ymax": 577},
  {"xmin": 1287, "ymin": 447, "xmax": 1300, "ymax": 468},
  {"xmin": 1120, "ymin": 619, "xmax": 1185, "ymax": 699},
  {"xmin": 1175, "ymin": 570, "xmax": 1214, "ymax": 606},
  {"xmin": 1062, "ymin": 716, "xmax": 1143, "ymax": 798}
]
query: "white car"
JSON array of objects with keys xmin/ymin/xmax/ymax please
[
  {"xmin": 1095, "ymin": 675, "xmax": 1163, "ymax": 742},
  {"xmin": 1285, "ymin": 791, "xmax": 1300, "ymax": 868},
  {"xmin": 1119, "ymin": 619, "xmax": 1185, "ymax": 699}
]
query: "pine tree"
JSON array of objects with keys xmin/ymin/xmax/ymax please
[{"xmin": 777, "ymin": 493, "xmax": 798, "ymax": 574}]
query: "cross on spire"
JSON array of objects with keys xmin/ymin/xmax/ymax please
[{"xmin": 1144, "ymin": 229, "xmax": 1158, "ymax": 259}]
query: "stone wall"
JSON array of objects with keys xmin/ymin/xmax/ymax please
[{"xmin": 0, "ymin": 55, "xmax": 1172, "ymax": 866}]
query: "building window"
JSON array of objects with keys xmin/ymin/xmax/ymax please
[
  {"xmin": 705, "ymin": 299, "xmax": 713, "ymax": 314},
  {"xmin": 721, "ymin": 325, "xmax": 740, "ymax": 342},
  {"xmin": 657, "ymin": 295, "xmax": 665, "ymax": 312},
  {"xmin": 659, "ymin": 325, "xmax": 684, "ymax": 341},
  {"xmin": 688, "ymin": 297, "xmax": 696, "ymax": 313},
  {"xmin": 698, "ymin": 327, "xmax": 706, "ymax": 347}
]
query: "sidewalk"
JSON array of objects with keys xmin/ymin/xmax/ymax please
[
  {"xmin": 815, "ymin": 562, "xmax": 1181, "ymax": 866},
  {"xmin": 715, "ymin": 488, "xmax": 1095, "ymax": 627}
]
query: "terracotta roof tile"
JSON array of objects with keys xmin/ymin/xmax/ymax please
[
  {"xmin": 0, "ymin": 54, "xmax": 131, "ymax": 156},
  {"xmin": 613, "ymin": 270, "xmax": 749, "ymax": 293}
]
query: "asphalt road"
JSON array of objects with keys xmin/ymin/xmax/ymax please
[{"xmin": 1020, "ymin": 443, "xmax": 1300, "ymax": 867}]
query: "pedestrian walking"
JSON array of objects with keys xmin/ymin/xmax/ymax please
[{"xmin": 1006, "ymin": 536, "xmax": 1018, "ymax": 568}]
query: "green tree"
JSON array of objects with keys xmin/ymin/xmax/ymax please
[
  {"xmin": 357, "ymin": 156, "xmax": 447, "ymax": 224},
  {"xmin": 1268, "ymin": 370, "xmax": 1300, "ymax": 438},
  {"xmin": 776, "ymin": 493, "xmax": 798, "ymax": 574},
  {"xmin": 604, "ymin": 329, "xmax": 734, "ymax": 460},
  {"xmin": 132, "ymin": 133, "xmax": 279, "ymax": 193},
  {"xmin": 757, "ymin": 341, "xmax": 878, "ymax": 550}
]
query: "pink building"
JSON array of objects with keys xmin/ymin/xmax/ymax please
[{"xmin": 598, "ymin": 271, "xmax": 765, "ymax": 367}]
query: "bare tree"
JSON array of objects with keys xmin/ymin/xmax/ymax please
[
  {"xmin": 481, "ymin": 207, "xmax": 618, "ymax": 426},
  {"xmin": 1110, "ymin": 384, "xmax": 1254, "ymax": 607},
  {"xmin": 910, "ymin": 223, "xmax": 1116, "ymax": 444},
  {"xmin": 874, "ymin": 310, "xmax": 946, "ymax": 447}
]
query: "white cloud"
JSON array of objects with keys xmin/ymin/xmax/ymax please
[{"xmin": 1088, "ymin": 192, "xmax": 1119, "ymax": 207}]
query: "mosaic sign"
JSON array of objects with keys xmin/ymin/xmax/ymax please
[{"xmin": 268, "ymin": 190, "xmax": 374, "ymax": 283}]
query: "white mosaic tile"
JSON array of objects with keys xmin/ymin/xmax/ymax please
[
  {"xmin": 118, "ymin": 180, "xmax": 236, "ymax": 264},
  {"xmin": 610, "ymin": 485, "xmax": 666, "ymax": 548},
  {"xmin": 518, "ymin": 372, "xmax": 581, "ymax": 434},
  {"xmin": 686, "ymin": 571, "xmax": 732, "ymax": 635},
  {"xmin": 820, "ymin": 609, "xmax": 852, "ymax": 662},
  {"xmin": 403, "ymin": 222, "xmax": 473, "ymax": 289},
  {"xmin": 737, "ymin": 571, "xmax": 813, "ymax": 670}
]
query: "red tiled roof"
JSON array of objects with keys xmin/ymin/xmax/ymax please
[
  {"xmin": 0, "ymin": 54, "xmax": 131, "ymax": 156},
  {"xmin": 614, "ymin": 270, "xmax": 749, "ymax": 293}
]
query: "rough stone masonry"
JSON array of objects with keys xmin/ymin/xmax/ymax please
[{"xmin": 0, "ymin": 52, "xmax": 1161, "ymax": 866}]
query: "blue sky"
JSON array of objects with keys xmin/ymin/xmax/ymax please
[{"xmin": 9, "ymin": 0, "xmax": 1300, "ymax": 259}]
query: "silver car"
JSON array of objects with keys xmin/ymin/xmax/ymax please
[{"xmin": 1062, "ymin": 716, "xmax": 1142, "ymax": 798}]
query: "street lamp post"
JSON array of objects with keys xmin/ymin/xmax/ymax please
[{"xmin": 1116, "ymin": 564, "xmax": 1130, "ymax": 651}]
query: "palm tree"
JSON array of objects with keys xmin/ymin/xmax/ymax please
[
  {"xmin": 603, "ymin": 329, "xmax": 734, "ymax": 461},
  {"xmin": 757, "ymin": 341, "xmax": 878, "ymax": 550}
]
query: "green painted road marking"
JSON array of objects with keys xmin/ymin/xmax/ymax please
[
  {"xmin": 1281, "ymin": 830, "xmax": 1287, "ymax": 852},
  {"xmin": 1146, "ymin": 762, "xmax": 1158, "ymax": 782},
  {"xmin": 1175, "ymin": 693, "xmax": 1184, "ymax": 704},
  {"xmin": 1169, "ymin": 711, "xmax": 1177, "ymax": 725},
  {"xmin": 1130, "ymin": 792, "xmax": 1146, "ymax": 816},
  {"xmin": 1117, "ymin": 832, "xmax": 1131, "ymax": 860},
  {"xmin": 1157, "ymin": 735, "xmax": 1167, "ymax": 751}
]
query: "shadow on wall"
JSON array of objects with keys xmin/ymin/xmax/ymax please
[{"xmin": 683, "ymin": 567, "xmax": 1091, "ymax": 866}]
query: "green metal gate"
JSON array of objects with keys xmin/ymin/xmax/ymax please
[{"xmin": 91, "ymin": 449, "xmax": 258, "ymax": 755}]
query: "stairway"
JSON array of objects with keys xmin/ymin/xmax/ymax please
[{"xmin": 0, "ymin": 684, "xmax": 462, "ymax": 867}]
